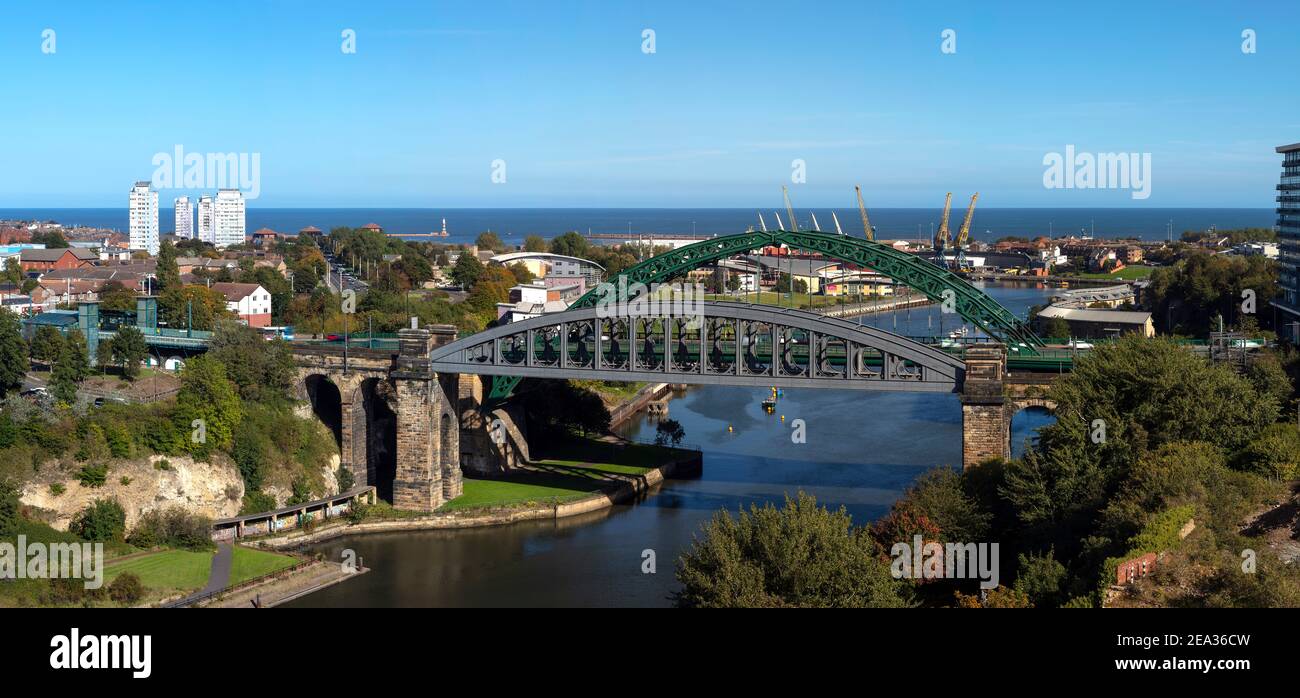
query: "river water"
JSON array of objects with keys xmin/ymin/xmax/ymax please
[{"xmin": 286, "ymin": 282, "xmax": 1057, "ymax": 608}]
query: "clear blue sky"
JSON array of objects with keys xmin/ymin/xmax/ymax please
[{"xmin": 1, "ymin": 1, "xmax": 1296, "ymax": 208}]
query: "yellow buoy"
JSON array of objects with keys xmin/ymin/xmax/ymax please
[{"xmin": 727, "ymin": 424, "xmax": 734, "ymax": 433}]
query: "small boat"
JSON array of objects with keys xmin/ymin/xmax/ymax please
[{"xmin": 761, "ymin": 398, "xmax": 776, "ymax": 413}]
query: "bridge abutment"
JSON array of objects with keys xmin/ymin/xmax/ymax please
[
  {"xmin": 390, "ymin": 328, "xmax": 461, "ymax": 511},
  {"xmin": 960, "ymin": 346, "xmax": 1011, "ymax": 469}
]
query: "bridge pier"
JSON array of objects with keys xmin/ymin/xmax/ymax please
[
  {"xmin": 390, "ymin": 327, "xmax": 462, "ymax": 511},
  {"xmin": 960, "ymin": 346, "xmax": 1011, "ymax": 469}
]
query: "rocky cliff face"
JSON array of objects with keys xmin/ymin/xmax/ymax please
[{"xmin": 20, "ymin": 455, "xmax": 245, "ymax": 531}]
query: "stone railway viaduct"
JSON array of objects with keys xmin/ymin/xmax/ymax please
[{"xmin": 291, "ymin": 326, "xmax": 1056, "ymax": 513}]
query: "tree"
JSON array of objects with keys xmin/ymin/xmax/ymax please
[
  {"xmin": 69, "ymin": 498, "xmax": 127, "ymax": 542},
  {"xmin": 523, "ymin": 234, "xmax": 547, "ymax": 252},
  {"xmin": 156, "ymin": 240, "xmax": 181, "ymax": 291},
  {"xmin": 29, "ymin": 322, "xmax": 64, "ymax": 361},
  {"xmin": 174, "ymin": 355, "xmax": 243, "ymax": 454},
  {"xmin": 207, "ymin": 320, "xmax": 294, "ymax": 402},
  {"xmin": 1042, "ymin": 316, "xmax": 1071, "ymax": 339},
  {"xmin": 475, "ymin": 231, "xmax": 505, "ymax": 252},
  {"xmin": 396, "ymin": 254, "xmax": 433, "ymax": 287},
  {"xmin": 0, "ymin": 313, "xmax": 27, "ymax": 396},
  {"xmin": 98, "ymin": 281, "xmax": 138, "ymax": 313},
  {"xmin": 654, "ymin": 419, "xmax": 686, "ymax": 446},
  {"xmin": 50, "ymin": 329, "xmax": 90, "ymax": 403},
  {"xmin": 674, "ymin": 493, "xmax": 912, "ymax": 608},
  {"xmin": 159, "ymin": 285, "xmax": 232, "ymax": 331},
  {"xmin": 548, "ymin": 231, "xmax": 590, "ymax": 258},
  {"xmin": 507, "ymin": 262, "xmax": 535, "ymax": 284},
  {"xmin": 110, "ymin": 325, "xmax": 148, "ymax": 380},
  {"xmin": 1013, "ymin": 549, "xmax": 1067, "ymax": 608},
  {"xmin": 449, "ymin": 253, "xmax": 485, "ymax": 289},
  {"xmin": 0, "ymin": 479, "xmax": 18, "ymax": 537},
  {"xmin": 2, "ymin": 257, "xmax": 22, "ymax": 287},
  {"xmin": 1234, "ymin": 424, "xmax": 1300, "ymax": 480}
]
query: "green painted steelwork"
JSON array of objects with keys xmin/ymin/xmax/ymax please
[{"xmin": 487, "ymin": 229, "xmax": 1044, "ymax": 402}]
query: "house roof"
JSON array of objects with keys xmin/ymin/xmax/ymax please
[
  {"xmin": 489, "ymin": 252, "xmax": 605, "ymax": 271},
  {"xmin": 1036, "ymin": 306, "xmax": 1152, "ymax": 324},
  {"xmin": 20, "ymin": 247, "xmax": 98, "ymax": 262},
  {"xmin": 209, "ymin": 282, "xmax": 263, "ymax": 302}
]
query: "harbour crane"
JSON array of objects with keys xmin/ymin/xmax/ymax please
[
  {"xmin": 782, "ymin": 185, "xmax": 798, "ymax": 231},
  {"xmin": 953, "ymin": 193, "xmax": 979, "ymax": 270},
  {"xmin": 933, "ymin": 192, "xmax": 953, "ymax": 265},
  {"xmin": 831, "ymin": 211, "xmax": 845, "ymax": 235},
  {"xmin": 758, "ymin": 212, "xmax": 768, "ymax": 232},
  {"xmin": 855, "ymin": 185, "xmax": 874, "ymax": 240},
  {"xmin": 810, "ymin": 211, "xmax": 822, "ymax": 231}
]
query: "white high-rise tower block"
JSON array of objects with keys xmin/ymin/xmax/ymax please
[
  {"xmin": 129, "ymin": 181, "xmax": 159, "ymax": 255},
  {"xmin": 174, "ymin": 196, "xmax": 194, "ymax": 239}
]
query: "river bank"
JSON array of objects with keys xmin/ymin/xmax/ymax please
[{"xmin": 245, "ymin": 449, "xmax": 702, "ymax": 551}]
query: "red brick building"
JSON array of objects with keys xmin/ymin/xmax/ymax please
[{"xmin": 19, "ymin": 247, "xmax": 98, "ymax": 273}]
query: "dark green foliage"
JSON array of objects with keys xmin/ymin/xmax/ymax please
[
  {"xmin": 674, "ymin": 493, "xmax": 912, "ymax": 608},
  {"xmin": 174, "ymin": 355, "xmax": 242, "ymax": 455},
  {"xmin": 520, "ymin": 381, "xmax": 610, "ymax": 441},
  {"xmin": 29, "ymin": 325, "xmax": 64, "ymax": 364},
  {"xmin": 76, "ymin": 463, "xmax": 108, "ymax": 488},
  {"xmin": 336, "ymin": 465, "xmax": 355, "ymax": 492},
  {"xmin": 240, "ymin": 490, "xmax": 277, "ymax": 516},
  {"xmin": 126, "ymin": 508, "xmax": 214, "ymax": 551},
  {"xmin": 654, "ymin": 419, "xmax": 685, "ymax": 446},
  {"xmin": 0, "ymin": 313, "xmax": 29, "ymax": 397},
  {"xmin": 69, "ymin": 498, "xmax": 126, "ymax": 542},
  {"xmin": 449, "ymin": 252, "xmax": 485, "ymax": 288},
  {"xmin": 1145, "ymin": 251, "xmax": 1277, "ymax": 335},
  {"xmin": 0, "ymin": 479, "xmax": 18, "ymax": 537},
  {"xmin": 207, "ymin": 321, "xmax": 293, "ymax": 403},
  {"xmin": 1013, "ymin": 549, "xmax": 1067, "ymax": 608},
  {"xmin": 110, "ymin": 326, "xmax": 148, "ymax": 380}
]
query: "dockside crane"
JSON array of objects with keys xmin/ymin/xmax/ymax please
[
  {"xmin": 758, "ymin": 212, "xmax": 768, "ymax": 232},
  {"xmin": 855, "ymin": 185, "xmax": 874, "ymax": 240},
  {"xmin": 810, "ymin": 211, "xmax": 822, "ymax": 232},
  {"xmin": 831, "ymin": 211, "xmax": 845, "ymax": 235},
  {"xmin": 933, "ymin": 192, "xmax": 953, "ymax": 265},
  {"xmin": 782, "ymin": 185, "xmax": 799, "ymax": 232},
  {"xmin": 953, "ymin": 193, "xmax": 979, "ymax": 270}
]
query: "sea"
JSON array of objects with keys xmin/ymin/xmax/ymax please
[{"xmin": 0, "ymin": 207, "xmax": 1275, "ymax": 245}]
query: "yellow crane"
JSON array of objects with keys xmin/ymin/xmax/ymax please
[
  {"xmin": 855, "ymin": 185, "xmax": 874, "ymax": 240},
  {"xmin": 782, "ymin": 185, "xmax": 798, "ymax": 231},
  {"xmin": 933, "ymin": 192, "xmax": 953, "ymax": 262},
  {"xmin": 954, "ymin": 193, "xmax": 979, "ymax": 270}
]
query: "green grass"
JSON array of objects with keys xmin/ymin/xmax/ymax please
[
  {"xmin": 104, "ymin": 549, "xmax": 214, "ymax": 593},
  {"xmin": 1074, "ymin": 265, "xmax": 1154, "ymax": 280},
  {"xmin": 229, "ymin": 546, "xmax": 298, "ymax": 585},
  {"xmin": 438, "ymin": 441, "xmax": 675, "ymax": 512}
]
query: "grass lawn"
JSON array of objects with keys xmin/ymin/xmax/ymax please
[
  {"xmin": 439, "ymin": 440, "xmax": 676, "ymax": 512},
  {"xmin": 104, "ymin": 549, "xmax": 214, "ymax": 593},
  {"xmin": 1075, "ymin": 265, "xmax": 1155, "ymax": 280},
  {"xmin": 229, "ymin": 546, "xmax": 298, "ymax": 585}
]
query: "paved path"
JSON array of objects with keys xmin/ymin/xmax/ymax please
[
  {"xmin": 200, "ymin": 543, "xmax": 234, "ymax": 595},
  {"xmin": 204, "ymin": 561, "xmax": 366, "ymax": 608}
]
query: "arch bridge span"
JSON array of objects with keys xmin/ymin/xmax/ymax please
[{"xmin": 430, "ymin": 301, "xmax": 966, "ymax": 393}]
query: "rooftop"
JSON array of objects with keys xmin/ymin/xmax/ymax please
[
  {"xmin": 1277, "ymin": 142, "xmax": 1300, "ymax": 154},
  {"xmin": 1036, "ymin": 305, "xmax": 1152, "ymax": 324}
]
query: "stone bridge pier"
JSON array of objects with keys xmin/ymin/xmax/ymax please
[
  {"xmin": 293, "ymin": 325, "xmax": 465, "ymax": 512},
  {"xmin": 959, "ymin": 346, "xmax": 1058, "ymax": 469}
]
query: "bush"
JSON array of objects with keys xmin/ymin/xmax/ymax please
[
  {"xmin": 107, "ymin": 572, "xmax": 144, "ymax": 605},
  {"xmin": 49, "ymin": 482, "xmax": 65, "ymax": 497},
  {"xmin": 127, "ymin": 507, "xmax": 213, "ymax": 551},
  {"xmin": 0, "ymin": 479, "xmax": 18, "ymax": 537},
  {"xmin": 1234, "ymin": 423, "xmax": 1300, "ymax": 480},
  {"xmin": 240, "ymin": 490, "xmax": 277, "ymax": 516},
  {"xmin": 336, "ymin": 464, "xmax": 355, "ymax": 492},
  {"xmin": 674, "ymin": 492, "xmax": 912, "ymax": 608},
  {"xmin": 69, "ymin": 498, "xmax": 126, "ymax": 542},
  {"xmin": 76, "ymin": 463, "xmax": 108, "ymax": 488}
]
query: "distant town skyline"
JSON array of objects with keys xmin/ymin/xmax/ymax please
[{"xmin": 1, "ymin": 1, "xmax": 1297, "ymax": 208}]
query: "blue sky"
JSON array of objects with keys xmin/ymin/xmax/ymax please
[{"xmin": 1, "ymin": 1, "xmax": 1296, "ymax": 208}]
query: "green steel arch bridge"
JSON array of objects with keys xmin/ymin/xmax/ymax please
[{"xmin": 480, "ymin": 229, "xmax": 1048, "ymax": 401}]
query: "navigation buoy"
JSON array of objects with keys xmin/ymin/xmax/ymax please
[{"xmin": 727, "ymin": 424, "xmax": 734, "ymax": 433}]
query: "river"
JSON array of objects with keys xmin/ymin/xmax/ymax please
[{"xmin": 285, "ymin": 282, "xmax": 1057, "ymax": 607}]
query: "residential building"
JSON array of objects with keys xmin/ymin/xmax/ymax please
[
  {"xmin": 1275, "ymin": 142, "xmax": 1300, "ymax": 341},
  {"xmin": 489, "ymin": 252, "xmax": 605, "ymax": 286},
  {"xmin": 129, "ymin": 181, "xmax": 159, "ymax": 255},
  {"xmin": 19, "ymin": 247, "xmax": 98, "ymax": 273},
  {"xmin": 213, "ymin": 190, "xmax": 246, "ymax": 249},
  {"xmin": 175, "ymin": 196, "xmax": 194, "ymax": 239},
  {"xmin": 494, "ymin": 281, "xmax": 576, "ymax": 323},
  {"xmin": 197, "ymin": 195, "xmax": 215, "ymax": 244},
  {"xmin": 210, "ymin": 282, "xmax": 272, "ymax": 327}
]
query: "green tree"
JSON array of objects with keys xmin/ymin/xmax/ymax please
[
  {"xmin": 50, "ymin": 329, "xmax": 90, "ymax": 403},
  {"xmin": 548, "ymin": 231, "xmax": 590, "ymax": 258},
  {"xmin": 2, "ymin": 257, "xmax": 22, "ymax": 287},
  {"xmin": 156, "ymin": 240, "xmax": 181, "ymax": 291},
  {"xmin": 0, "ymin": 479, "xmax": 19, "ymax": 537},
  {"xmin": 523, "ymin": 234, "xmax": 547, "ymax": 252},
  {"xmin": 29, "ymin": 322, "xmax": 64, "ymax": 361},
  {"xmin": 654, "ymin": 419, "xmax": 686, "ymax": 446},
  {"xmin": 449, "ymin": 252, "xmax": 486, "ymax": 289},
  {"xmin": 1234, "ymin": 424, "xmax": 1300, "ymax": 480},
  {"xmin": 69, "ymin": 498, "xmax": 127, "ymax": 542},
  {"xmin": 0, "ymin": 313, "xmax": 27, "ymax": 396},
  {"xmin": 675, "ymin": 493, "xmax": 912, "ymax": 608},
  {"xmin": 1013, "ymin": 549, "xmax": 1067, "ymax": 608},
  {"xmin": 207, "ymin": 320, "xmax": 293, "ymax": 402},
  {"xmin": 98, "ymin": 281, "xmax": 138, "ymax": 313},
  {"xmin": 110, "ymin": 325, "xmax": 148, "ymax": 380},
  {"xmin": 475, "ymin": 231, "xmax": 505, "ymax": 252},
  {"xmin": 174, "ymin": 355, "xmax": 243, "ymax": 454},
  {"xmin": 1041, "ymin": 316, "xmax": 1071, "ymax": 339}
]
